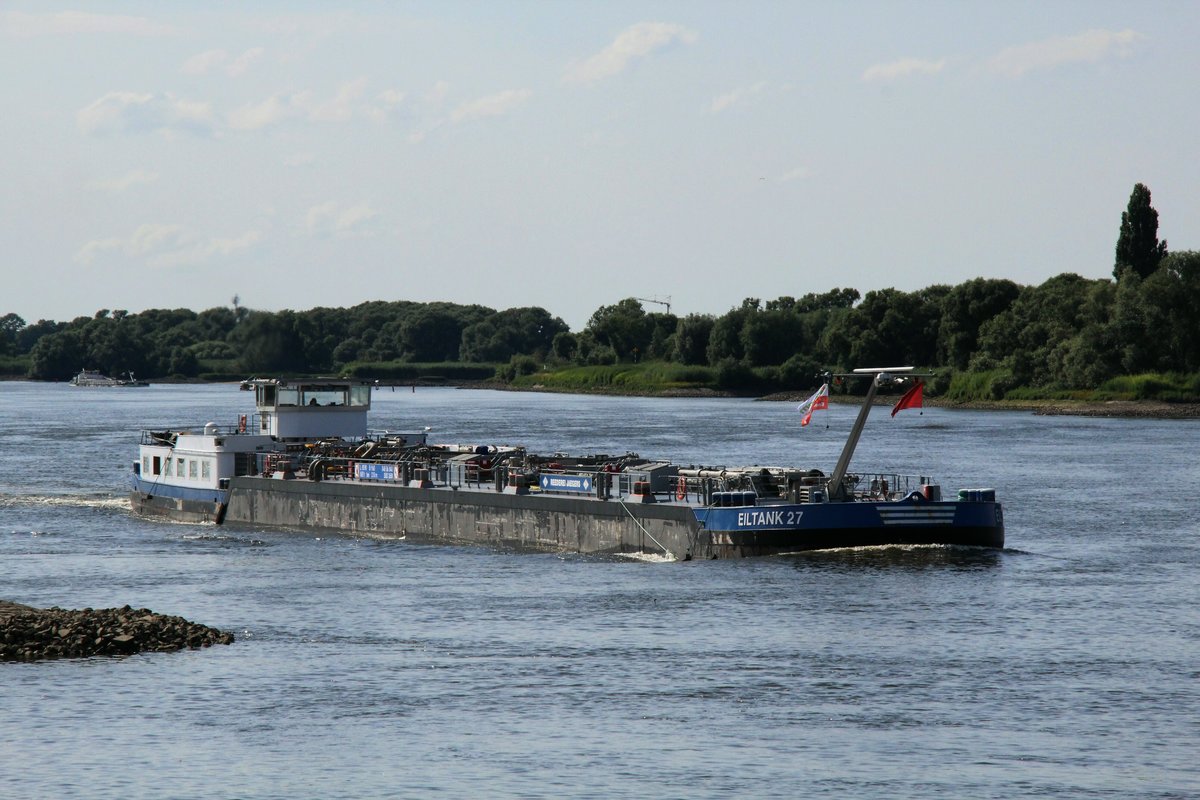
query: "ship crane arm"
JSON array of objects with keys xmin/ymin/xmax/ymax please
[{"xmin": 824, "ymin": 367, "xmax": 930, "ymax": 501}]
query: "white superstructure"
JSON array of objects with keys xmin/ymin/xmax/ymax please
[{"xmin": 134, "ymin": 378, "xmax": 374, "ymax": 493}]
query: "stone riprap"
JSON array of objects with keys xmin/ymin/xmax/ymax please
[{"xmin": 0, "ymin": 601, "xmax": 234, "ymax": 662}]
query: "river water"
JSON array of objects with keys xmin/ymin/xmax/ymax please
[{"xmin": 1, "ymin": 382, "xmax": 1197, "ymax": 799}]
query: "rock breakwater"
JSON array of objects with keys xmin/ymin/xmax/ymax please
[{"xmin": 1, "ymin": 601, "xmax": 234, "ymax": 662}]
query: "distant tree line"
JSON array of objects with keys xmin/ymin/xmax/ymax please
[
  {"xmin": 0, "ymin": 302, "xmax": 570, "ymax": 382},
  {"xmin": 2, "ymin": 183, "xmax": 1196, "ymax": 392}
]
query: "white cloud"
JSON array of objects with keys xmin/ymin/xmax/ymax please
[
  {"xmin": 74, "ymin": 237, "xmax": 125, "ymax": 265},
  {"xmin": 183, "ymin": 47, "xmax": 265, "ymax": 77},
  {"xmin": 776, "ymin": 166, "xmax": 810, "ymax": 183},
  {"xmin": 227, "ymin": 79, "xmax": 376, "ymax": 130},
  {"xmin": 365, "ymin": 89, "xmax": 406, "ymax": 121},
  {"xmin": 227, "ymin": 95, "xmax": 292, "ymax": 131},
  {"xmin": 249, "ymin": 13, "xmax": 363, "ymax": 38},
  {"xmin": 226, "ymin": 47, "xmax": 265, "ymax": 77},
  {"xmin": 75, "ymin": 224, "xmax": 184, "ymax": 264},
  {"xmin": 426, "ymin": 81, "xmax": 451, "ymax": 105},
  {"xmin": 0, "ymin": 11, "xmax": 176, "ymax": 37},
  {"xmin": 708, "ymin": 82, "xmax": 766, "ymax": 114},
  {"xmin": 378, "ymin": 89, "xmax": 405, "ymax": 107},
  {"xmin": 305, "ymin": 202, "xmax": 379, "ymax": 238},
  {"xmin": 862, "ymin": 57, "xmax": 946, "ymax": 83},
  {"xmin": 77, "ymin": 92, "xmax": 215, "ymax": 137},
  {"xmin": 182, "ymin": 49, "xmax": 228, "ymax": 75},
  {"xmin": 75, "ymin": 224, "xmax": 260, "ymax": 267},
  {"xmin": 129, "ymin": 224, "xmax": 187, "ymax": 256},
  {"xmin": 990, "ymin": 29, "xmax": 1142, "ymax": 78},
  {"xmin": 148, "ymin": 231, "xmax": 262, "ymax": 268},
  {"xmin": 294, "ymin": 77, "xmax": 369, "ymax": 122},
  {"xmin": 87, "ymin": 169, "xmax": 160, "ymax": 192},
  {"xmin": 449, "ymin": 89, "xmax": 532, "ymax": 124},
  {"xmin": 563, "ymin": 22, "xmax": 698, "ymax": 85}
]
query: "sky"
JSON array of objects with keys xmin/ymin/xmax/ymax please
[{"xmin": 2, "ymin": 2, "xmax": 1198, "ymax": 331}]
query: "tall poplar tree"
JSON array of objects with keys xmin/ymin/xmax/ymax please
[{"xmin": 1114, "ymin": 183, "xmax": 1168, "ymax": 280}]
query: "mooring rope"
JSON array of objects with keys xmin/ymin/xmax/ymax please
[{"xmin": 615, "ymin": 497, "xmax": 674, "ymax": 559}]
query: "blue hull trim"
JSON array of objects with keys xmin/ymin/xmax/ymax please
[
  {"xmin": 130, "ymin": 475, "xmax": 229, "ymax": 524},
  {"xmin": 694, "ymin": 499, "xmax": 1003, "ymax": 556}
]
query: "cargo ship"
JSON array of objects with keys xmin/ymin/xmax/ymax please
[{"xmin": 129, "ymin": 369, "xmax": 1004, "ymax": 559}]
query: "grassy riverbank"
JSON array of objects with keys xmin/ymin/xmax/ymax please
[
  {"xmin": 501, "ymin": 362, "xmax": 1200, "ymax": 418},
  {"xmin": 509, "ymin": 362, "xmax": 725, "ymax": 395}
]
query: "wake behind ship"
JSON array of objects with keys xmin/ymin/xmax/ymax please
[{"xmin": 129, "ymin": 371, "xmax": 1004, "ymax": 559}]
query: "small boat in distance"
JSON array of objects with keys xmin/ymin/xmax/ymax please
[{"xmin": 70, "ymin": 369, "xmax": 149, "ymax": 387}]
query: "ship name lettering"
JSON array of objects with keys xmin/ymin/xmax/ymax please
[{"xmin": 737, "ymin": 510, "xmax": 786, "ymax": 527}]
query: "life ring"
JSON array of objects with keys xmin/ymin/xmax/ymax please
[
  {"xmin": 238, "ymin": 415, "xmax": 247, "ymax": 433},
  {"xmin": 676, "ymin": 480, "xmax": 687, "ymax": 501}
]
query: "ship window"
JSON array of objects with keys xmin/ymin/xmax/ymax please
[
  {"xmin": 258, "ymin": 385, "xmax": 277, "ymax": 408},
  {"xmin": 178, "ymin": 458, "xmax": 186, "ymax": 476},
  {"xmin": 189, "ymin": 460, "xmax": 198, "ymax": 478},
  {"xmin": 278, "ymin": 388, "xmax": 300, "ymax": 406},
  {"xmin": 303, "ymin": 388, "xmax": 346, "ymax": 406},
  {"xmin": 152, "ymin": 456, "xmax": 161, "ymax": 475},
  {"xmin": 202, "ymin": 461, "xmax": 211, "ymax": 480},
  {"xmin": 350, "ymin": 386, "xmax": 371, "ymax": 407},
  {"xmin": 142, "ymin": 456, "xmax": 150, "ymax": 474},
  {"xmin": 164, "ymin": 459, "xmax": 172, "ymax": 477}
]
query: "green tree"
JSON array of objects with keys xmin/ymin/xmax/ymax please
[
  {"xmin": 550, "ymin": 331, "xmax": 578, "ymax": 362},
  {"xmin": 705, "ymin": 299, "xmax": 760, "ymax": 365},
  {"xmin": 584, "ymin": 299, "xmax": 653, "ymax": 361},
  {"xmin": 231, "ymin": 311, "xmax": 307, "ymax": 373},
  {"xmin": 1114, "ymin": 182, "xmax": 1168, "ymax": 280},
  {"xmin": 740, "ymin": 309, "xmax": 803, "ymax": 366},
  {"xmin": 397, "ymin": 308, "xmax": 462, "ymax": 362},
  {"xmin": 644, "ymin": 312, "xmax": 679, "ymax": 360},
  {"xmin": 29, "ymin": 330, "xmax": 85, "ymax": 380},
  {"xmin": 673, "ymin": 314, "xmax": 714, "ymax": 365},
  {"xmin": 460, "ymin": 307, "xmax": 568, "ymax": 362},
  {"xmin": 936, "ymin": 278, "xmax": 1021, "ymax": 370},
  {"xmin": 794, "ymin": 288, "xmax": 860, "ymax": 313},
  {"xmin": 972, "ymin": 274, "xmax": 1112, "ymax": 387},
  {"xmin": 820, "ymin": 287, "xmax": 946, "ymax": 369},
  {"xmin": 16, "ymin": 319, "xmax": 65, "ymax": 354},
  {"xmin": 0, "ymin": 313, "xmax": 24, "ymax": 355},
  {"xmin": 1120, "ymin": 251, "xmax": 1200, "ymax": 372},
  {"xmin": 168, "ymin": 346, "xmax": 199, "ymax": 377}
]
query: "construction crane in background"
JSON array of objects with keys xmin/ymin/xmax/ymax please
[{"xmin": 635, "ymin": 296, "xmax": 672, "ymax": 315}]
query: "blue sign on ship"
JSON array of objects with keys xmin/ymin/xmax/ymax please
[
  {"xmin": 540, "ymin": 474, "xmax": 593, "ymax": 493},
  {"xmin": 356, "ymin": 463, "xmax": 396, "ymax": 481}
]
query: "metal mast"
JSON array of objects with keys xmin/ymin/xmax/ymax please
[{"xmin": 826, "ymin": 367, "xmax": 914, "ymax": 500}]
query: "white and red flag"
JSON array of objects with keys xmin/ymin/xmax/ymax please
[{"xmin": 797, "ymin": 383, "xmax": 830, "ymax": 427}]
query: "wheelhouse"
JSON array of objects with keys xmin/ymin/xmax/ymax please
[{"xmin": 241, "ymin": 378, "xmax": 372, "ymax": 440}]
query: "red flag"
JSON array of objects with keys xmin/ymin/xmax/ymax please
[{"xmin": 891, "ymin": 381, "xmax": 923, "ymax": 417}]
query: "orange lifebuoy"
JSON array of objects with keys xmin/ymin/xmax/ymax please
[
  {"xmin": 676, "ymin": 480, "xmax": 687, "ymax": 501},
  {"xmin": 238, "ymin": 415, "xmax": 247, "ymax": 433}
]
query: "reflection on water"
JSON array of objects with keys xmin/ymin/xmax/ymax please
[{"xmin": 783, "ymin": 543, "xmax": 1007, "ymax": 572}]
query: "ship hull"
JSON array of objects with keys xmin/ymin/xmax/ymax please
[
  {"xmin": 130, "ymin": 475, "xmax": 229, "ymax": 524},
  {"xmin": 131, "ymin": 475, "xmax": 1003, "ymax": 560},
  {"xmin": 697, "ymin": 499, "xmax": 1003, "ymax": 557}
]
